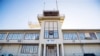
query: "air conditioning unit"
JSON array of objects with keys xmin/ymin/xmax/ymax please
[
  {"xmin": 85, "ymin": 37, "xmax": 92, "ymax": 40},
  {"xmin": 18, "ymin": 40, "xmax": 21, "ymax": 42}
]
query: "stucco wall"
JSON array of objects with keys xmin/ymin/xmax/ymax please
[
  {"xmin": 64, "ymin": 44, "xmax": 100, "ymax": 56},
  {"xmin": 1, "ymin": 44, "xmax": 20, "ymax": 55},
  {"xmin": 83, "ymin": 44, "xmax": 100, "ymax": 56}
]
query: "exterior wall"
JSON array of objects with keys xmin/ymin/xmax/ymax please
[
  {"xmin": 0, "ymin": 44, "xmax": 39, "ymax": 56},
  {"xmin": 64, "ymin": 44, "xmax": 100, "ymax": 56},
  {"xmin": 39, "ymin": 20, "xmax": 63, "ymax": 44},
  {"xmin": 64, "ymin": 44, "xmax": 83, "ymax": 56},
  {"xmin": 83, "ymin": 44, "xmax": 100, "ymax": 56},
  {"xmin": 0, "ymin": 30, "xmax": 100, "ymax": 56},
  {"xmin": 0, "ymin": 44, "xmax": 20, "ymax": 56}
]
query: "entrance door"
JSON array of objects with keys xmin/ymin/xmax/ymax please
[{"xmin": 46, "ymin": 45, "xmax": 57, "ymax": 56}]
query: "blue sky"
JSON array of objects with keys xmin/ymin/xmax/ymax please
[{"xmin": 0, "ymin": 0, "xmax": 100, "ymax": 29}]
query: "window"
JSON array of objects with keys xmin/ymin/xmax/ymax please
[
  {"xmin": 89, "ymin": 33, "xmax": 97, "ymax": 39},
  {"xmin": 54, "ymin": 30, "xmax": 58, "ymax": 38},
  {"xmin": 7, "ymin": 33, "xmax": 24, "ymax": 40},
  {"xmin": 79, "ymin": 32, "xmax": 97, "ymax": 40},
  {"xmin": 78, "ymin": 33, "xmax": 85, "ymax": 40},
  {"xmin": 0, "ymin": 33, "xmax": 6, "ymax": 40},
  {"xmin": 24, "ymin": 33, "xmax": 39, "ymax": 40},
  {"xmin": 35, "ymin": 33, "xmax": 39, "ymax": 40},
  {"xmin": 44, "ymin": 30, "xmax": 49, "ymax": 38},
  {"xmin": 63, "ymin": 32, "xmax": 78, "ymax": 40},
  {"xmin": 96, "ymin": 32, "xmax": 100, "ymax": 39},
  {"xmin": 21, "ymin": 45, "xmax": 38, "ymax": 54},
  {"xmin": 44, "ymin": 21, "xmax": 58, "ymax": 39}
]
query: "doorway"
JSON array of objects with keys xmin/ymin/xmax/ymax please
[{"xmin": 46, "ymin": 45, "xmax": 57, "ymax": 56}]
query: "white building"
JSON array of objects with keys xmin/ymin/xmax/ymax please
[{"xmin": 0, "ymin": 10, "xmax": 100, "ymax": 56}]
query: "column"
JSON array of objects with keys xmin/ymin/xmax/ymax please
[
  {"xmin": 61, "ymin": 44, "xmax": 64, "ymax": 56},
  {"xmin": 38, "ymin": 44, "xmax": 41, "ymax": 56},
  {"xmin": 43, "ymin": 44, "xmax": 46, "ymax": 56},
  {"xmin": 57, "ymin": 44, "xmax": 59, "ymax": 56}
]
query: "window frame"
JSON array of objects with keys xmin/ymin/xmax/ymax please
[
  {"xmin": 24, "ymin": 33, "xmax": 39, "ymax": 40},
  {"xmin": 78, "ymin": 32, "xmax": 85, "ymax": 40},
  {"xmin": 7, "ymin": 32, "xmax": 24, "ymax": 40},
  {"xmin": 63, "ymin": 32, "xmax": 78, "ymax": 40},
  {"xmin": 21, "ymin": 45, "xmax": 38, "ymax": 54},
  {"xmin": 44, "ymin": 21, "xmax": 59, "ymax": 39},
  {"xmin": 96, "ymin": 32, "xmax": 100, "ymax": 39},
  {"xmin": 0, "ymin": 33, "xmax": 7, "ymax": 40},
  {"xmin": 89, "ymin": 32, "xmax": 97, "ymax": 40}
]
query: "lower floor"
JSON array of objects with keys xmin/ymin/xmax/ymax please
[{"xmin": 0, "ymin": 44, "xmax": 100, "ymax": 56}]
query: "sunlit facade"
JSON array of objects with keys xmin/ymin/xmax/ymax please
[{"xmin": 0, "ymin": 11, "xmax": 100, "ymax": 56}]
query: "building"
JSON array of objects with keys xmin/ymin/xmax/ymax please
[{"xmin": 0, "ymin": 10, "xmax": 100, "ymax": 56}]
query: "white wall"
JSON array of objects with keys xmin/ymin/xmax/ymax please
[
  {"xmin": 83, "ymin": 44, "xmax": 100, "ymax": 56},
  {"xmin": 1, "ymin": 44, "xmax": 20, "ymax": 55},
  {"xmin": 64, "ymin": 44, "xmax": 100, "ymax": 56},
  {"xmin": 64, "ymin": 44, "xmax": 83, "ymax": 56}
]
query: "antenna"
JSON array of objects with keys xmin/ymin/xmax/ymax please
[
  {"xmin": 56, "ymin": 0, "xmax": 58, "ymax": 10},
  {"xmin": 43, "ymin": 0, "xmax": 45, "ymax": 10},
  {"xmin": 43, "ymin": 0, "xmax": 59, "ymax": 11}
]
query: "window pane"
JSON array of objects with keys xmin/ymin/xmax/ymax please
[
  {"xmin": 35, "ymin": 34, "xmax": 39, "ymax": 40},
  {"xmin": 54, "ymin": 30, "xmax": 58, "ymax": 38},
  {"xmin": 7, "ymin": 33, "xmax": 24, "ymax": 40},
  {"xmin": 54, "ymin": 22, "xmax": 57, "ymax": 30},
  {"xmin": 45, "ymin": 22, "xmax": 49, "ymax": 28},
  {"xmin": 44, "ymin": 31, "xmax": 49, "ymax": 38},
  {"xmin": 63, "ymin": 33, "xmax": 78, "ymax": 40},
  {"xmin": 96, "ymin": 32, "xmax": 100, "ymax": 39},
  {"xmin": 25, "ymin": 33, "xmax": 39, "ymax": 40},
  {"xmin": 44, "ymin": 21, "xmax": 59, "ymax": 39},
  {"xmin": 49, "ymin": 21, "xmax": 53, "ymax": 28},
  {"xmin": 0, "ymin": 33, "xmax": 6, "ymax": 40},
  {"xmin": 79, "ymin": 33, "xmax": 85, "ymax": 40},
  {"xmin": 89, "ymin": 33, "xmax": 97, "ymax": 39},
  {"xmin": 54, "ymin": 21, "xmax": 57, "ymax": 27},
  {"xmin": 21, "ymin": 45, "xmax": 38, "ymax": 54}
]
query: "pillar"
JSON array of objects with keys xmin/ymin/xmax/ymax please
[
  {"xmin": 57, "ymin": 44, "xmax": 59, "ymax": 56},
  {"xmin": 43, "ymin": 44, "xmax": 46, "ymax": 56},
  {"xmin": 38, "ymin": 44, "xmax": 41, "ymax": 56},
  {"xmin": 61, "ymin": 44, "xmax": 64, "ymax": 56}
]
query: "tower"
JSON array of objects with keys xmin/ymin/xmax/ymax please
[{"xmin": 38, "ymin": 10, "xmax": 65, "ymax": 56}]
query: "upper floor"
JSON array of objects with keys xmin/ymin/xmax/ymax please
[{"xmin": 0, "ymin": 29, "xmax": 100, "ymax": 44}]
